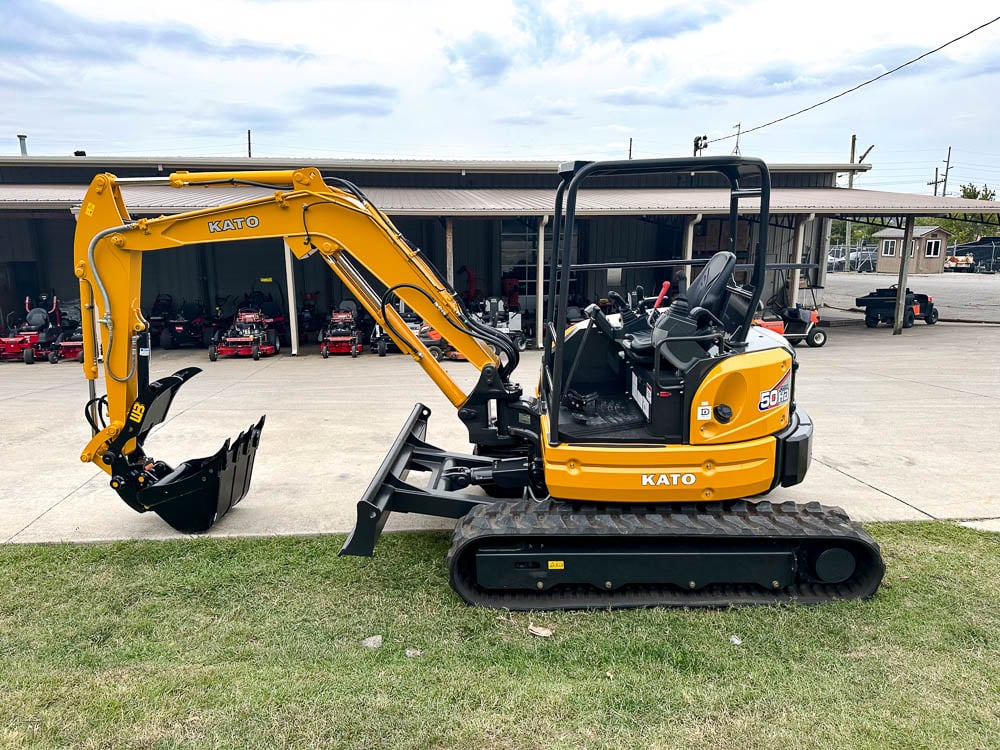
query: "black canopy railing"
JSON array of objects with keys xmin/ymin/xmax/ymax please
[{"xmin": 542, "ymin": 156, "xmax": 773, "ymax": 446}]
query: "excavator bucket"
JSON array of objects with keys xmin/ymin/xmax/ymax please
[
  {"xmin": 103, "ymin": 367, "xmax": 265, "ymax": 533},
  {"xmin": 137, "ymin": 418, "xmax": 265, "ymax": 533}
]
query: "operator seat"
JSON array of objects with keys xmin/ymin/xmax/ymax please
[
  {"xmin": 483, "ymin": 297, "xmax": 504, "ymax": 326},
  {"xmin": 621, "ymin": 252, "xmax": 738, "ymax": 370},
  {"xmin": 650, "ymin": 251, "xmax": 737, "ymax": 373}
]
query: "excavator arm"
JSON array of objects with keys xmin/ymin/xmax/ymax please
[{"xmin": 74, "ymin": 167, "xmax": 525, "ymax": 531}]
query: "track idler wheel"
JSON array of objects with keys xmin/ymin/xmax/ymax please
[{"xmin": 813, "ymin": 547, "xmax": 856, "ymax": 583}]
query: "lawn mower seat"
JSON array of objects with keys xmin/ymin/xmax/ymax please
[
  {"xmin": 232, "ymin": 307, "xmax": 264, "ymax": 335},
  {"xmin": 338, "ymin": 300, "xmax": 358, "ymax": 316},
  {"xmin": 650, "ymin": 252, "xmax": 736, "ymax": 374},
  {"xmin": 21, "ymin": 308, "xmax": 50, "ymax": 333},
  {"xmin": 483, "ymin": 298, "xmax": 504, "ymax": 326}
]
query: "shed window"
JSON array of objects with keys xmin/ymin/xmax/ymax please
[
  {"xmin": 882, "ymin": 239, "xmax": 896, "ymax": 256},
  {"xmin": 925, "ymin": 239, "xmax": 941, "ymax": 257}
]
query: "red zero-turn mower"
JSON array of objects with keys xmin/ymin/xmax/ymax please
[
  {"xmin": 242, "ymin": 277, "xmax": 290, "ymax": 346},
  {"xmin": 418, "ymin": 323, "xmax": 467, "ymax": 361},
  {"xmin": 1, "ymin": 295, "xmax": 63, "ymax": 363},
  {"xmin": 0, "ymin": 311, "xmax": 34, "ymax": 362},
  {"xmin": 160, "ymin": 301, "xmax": 211, "ymax": 349},
  {"xmin": 320, "ymin": 310, "xmax": 364, "ymax": 358},
  {"xmin": 49, "ymin": 326, "xmax": 85, "ymax": 363},
  {"xmin": 208, "ymin": 307, "xmax": 279, "ymax": 361},
  {"xmin": 297, "ymin": 291, "xmax": 325, "ymax": 344},
  {"xmin": 49, "ymin": 301, "xmax": 85, "ymax": 364}
]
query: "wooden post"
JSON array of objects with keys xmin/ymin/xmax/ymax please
[
  {"xmin": 892, "ymin": 216, "xmax": 915, "ymax": 335},
  {"xmin": 844, "ymin": 134, "xmax": 856, "ymax": 272},
  {"xmin": 283, "ymin": 239, "xmax": 299, "ymax": 354},
  {"xmin": 788, "ymin": 214, "xmax": 814, "ymax": 308},
  {"xmin": 536, "ymin": 215, "xmax": 549, "ymax": 349}
]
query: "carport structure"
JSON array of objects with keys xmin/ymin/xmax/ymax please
[{"xmin": 1, "ymin": 155, "xmax": 998, "ymax": 348}]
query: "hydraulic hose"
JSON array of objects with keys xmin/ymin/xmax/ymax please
[{"xmin": 86, "ymin": 223, "xmax": 138, "ymax": 383}]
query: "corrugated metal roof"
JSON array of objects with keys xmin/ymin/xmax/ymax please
[
  {"xmin": 0, "ymin": 154, "xmax": 872, "ymax": 175},
  {"xmin": 0, "ymin": 183, "xmax": 996, "ymax": 217},
  {"xmin": 872, "ymin": 225, "xmax": 950, "ymax": 238}
]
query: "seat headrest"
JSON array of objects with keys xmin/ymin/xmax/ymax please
[{"xmin": 685, "ymin": 252, "xmax": 737, "ymax": 315}]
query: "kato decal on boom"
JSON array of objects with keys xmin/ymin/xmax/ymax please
[{"xmin": 208, "ymin": 216, "xmax": 260, "ymax": 233}]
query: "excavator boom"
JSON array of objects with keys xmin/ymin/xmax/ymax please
[{"xmin": 74, "ymin": 167, "xmax": 519, "ymax": 531}]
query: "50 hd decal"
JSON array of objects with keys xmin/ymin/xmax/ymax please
[{"xmin": 758, "ymin": 371, "xmax": 791, "ymax": 411}]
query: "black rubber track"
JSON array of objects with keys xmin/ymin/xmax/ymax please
[{"xmin": 447, "ymin": 499, "xmax": 885, "ymax": 610}]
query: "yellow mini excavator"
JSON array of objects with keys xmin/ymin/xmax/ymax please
[{"xmin": 73, "ymin": 156, "xmax": 884, "ymax": 609}]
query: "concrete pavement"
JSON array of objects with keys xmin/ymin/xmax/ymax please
[
  {"xmin": 1, "ymin": 319, "xmax": 998, "ymax": 544},
  {"xmin": 820, "ymin": 269, "xmax": 1000, "ymax": 324}
]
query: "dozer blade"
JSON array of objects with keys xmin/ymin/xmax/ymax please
[
  {"xmin": 339, "ymin": 403, "xmax": 494, "ymax": 557},
  {"xmin": 103, "ymin": 367, "xmax": 265, "ymax": 533}
]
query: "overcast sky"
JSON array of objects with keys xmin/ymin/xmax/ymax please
[{"xmin": 4, "ymin": 0, "xmax": 1000, "ymax": 195}]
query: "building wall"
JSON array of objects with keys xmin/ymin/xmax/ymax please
[
  {"xmin": 0, "ymin": 208, "xmax": 831, "ymax": 332},
  {"xmin": 0, "ymin": 214, "xmax": 78, "ymax": 321},
  {"xmin": 875, "ymin": 230, "xmax": 948, "ymax": 274},
  {"xmin": 579, "ymin": 216, "xmax": 674, "ymax": 302}
]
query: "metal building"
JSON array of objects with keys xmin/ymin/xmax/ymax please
[{"xmin": 1, "ymin": 154, "xmax": 997, "ymax": 349}]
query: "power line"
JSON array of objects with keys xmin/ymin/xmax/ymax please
[{"xmin": 707, "ymin": 15, "xmax": 1000, "ymax": 145}]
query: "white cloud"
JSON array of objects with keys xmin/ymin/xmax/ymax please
[{"xmin": 3, "ymin": 0, "xmax": 999, "ymax": 192}]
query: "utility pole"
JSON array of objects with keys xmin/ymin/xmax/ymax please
[
  {"xmin": 247, "ymin": 129, "xmax": 252, "ymax": 158},
  {"xmin": 842, "ymin": 135, "xmax": 874, "ymax": 270},
  {"xmin": 732, "ymin": 123, "xmax": 741, "ymax": 156},
  {"xmin": 628, "ymin": 137, "xmax": 632, "ymax": 160},
  {"xmin": 941, "ymin": 146, "xmax": 952, "ymax": 196},
  {"xmin": 927, "ymin": 167, "xmax": 943, "ymax": 196},
  {"xmin": 892, "ymin": 216, "xmax": 916, "ymax": 335},
  {"xmin": 844, "ymin": 135, "xmax": 857, "ymax": 269}
]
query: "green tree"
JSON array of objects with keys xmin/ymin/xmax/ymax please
[
  {"xmin": 918, "ymin": 182, "xmax": 998, "ymax": 244},
  {"xmin": 960, "ymin": 183, "xmax": 996, "ymax": 201},
  {"xmin": 829, "ymin": 220, "xmax": 875, "ymax": 247}
]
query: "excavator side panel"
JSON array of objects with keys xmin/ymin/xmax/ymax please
[{"xmin": 539, "ymin": 424, "xmax": 778, "ymax": 503}]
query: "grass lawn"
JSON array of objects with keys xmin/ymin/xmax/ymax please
[{"xmin": 1, "ymin": 522, "xmax": 998, "ymax": 750}]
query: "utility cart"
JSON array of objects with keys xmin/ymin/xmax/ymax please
[{"xmin": 855, "ymin": 285, "xmax": 938, "ymax": 328}]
